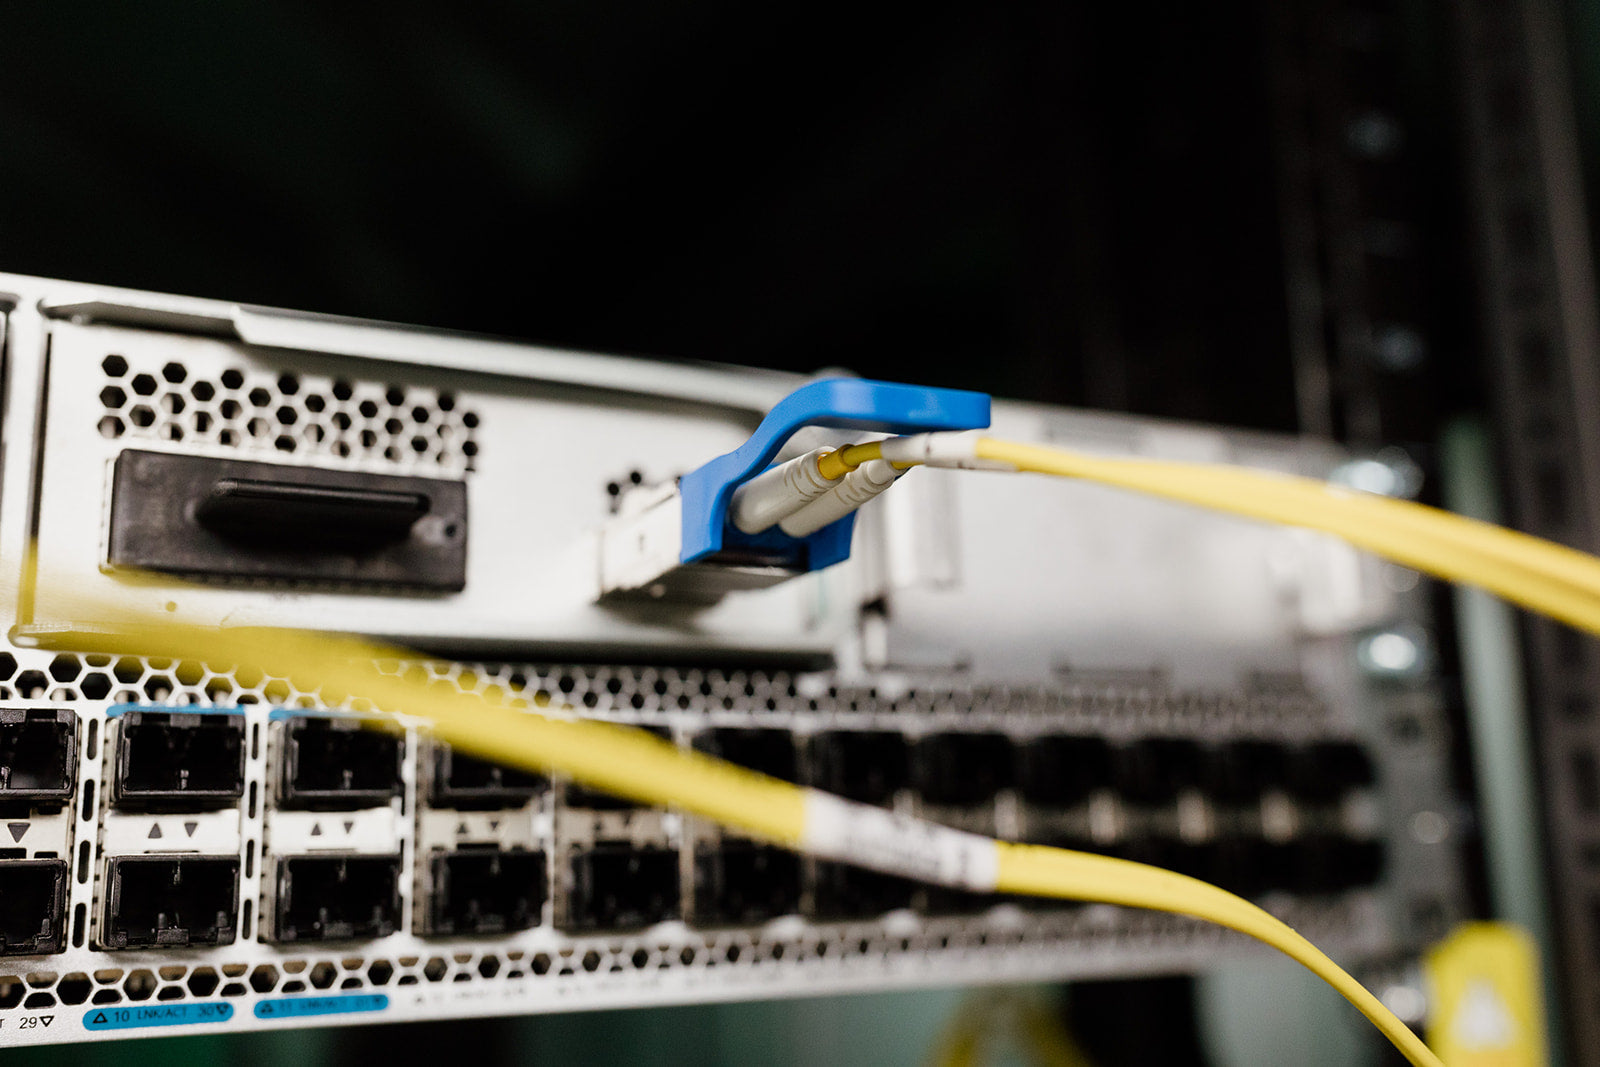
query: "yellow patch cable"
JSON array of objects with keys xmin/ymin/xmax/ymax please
[{"xmin": 822, "ymin": 437, "xmax": 1600, "ymax": 635}]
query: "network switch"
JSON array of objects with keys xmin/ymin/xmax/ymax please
[{"xmin": 0, "ymin": 274, "xmax": 1461, "ymax": 1046}]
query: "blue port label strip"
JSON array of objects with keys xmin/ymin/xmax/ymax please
[
  {"xmin": 255, "ymin": 994, "xmax": 389, "ymax": 1020},
  {"xmin": 105, "ymin": 703, "xmax": 245, "ymax": 719},
  {"xmin": 84, "ymin": 1002, "xmax": 235, "ymax": 1030}
]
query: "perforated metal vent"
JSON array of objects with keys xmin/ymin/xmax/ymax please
[
  {"xmin": 0, "ymin": 652, "xmax": 1326, "ymax": 732},
  {"xmin": 95, "ymin": 355, "xmax": 480, "ymax": 473}
]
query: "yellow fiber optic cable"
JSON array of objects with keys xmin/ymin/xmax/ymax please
[
  {"xmin": 823, "ymin": 435, "xmax": 1600, "ymax": 634},
  {"xmin": 971, "ymin": 437, "xmax": 1600, "ymax": 636},
  {"xmin": 26, "ymin": 598, "xmax": 1442, "ymax": 1067}
]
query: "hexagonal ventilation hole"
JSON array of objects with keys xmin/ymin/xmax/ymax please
[
  {"xmin": 48, "ymin": 655, "xmax": 82, "ymax": 683},
  {"xmin": 248, "ymin": 965, "xmax": 279, "ymax": 993},
  {"xmin": 191, "ymin": 380, "xmax": 216, "ymax": 401},
  {"xmin": 98, "ymin": 416, "xmax": 125, "ymax": 439},
  {"xmin": 99, "ymin": 385, "xmax": 126, "ymax": 408},
  {"xmin": 161, "ymin": 362, "xmax": 187, "ymax": 384},
  {"xmin": 186, "ymin": 968, "xmax": 219, "ymax": 997},
  {"xmin": 309, "ymin": 963, "xmax": 337, "ymax": 990},
  {"xmin": 123, "ymin": 970, "xmax": 157, "ymax": 1001},
  {"xmin": 55, "ymin": 973, "xmax": 89, "ymax": 1007},
  {"xmin": 422, "ymin": 958, "xmax": 448, "ymax": 982},
  {"xmin": 367, "ymin": 961, "xmax": 394, "ymax": 986},
  {"xmin": 14, "ymin": 670, "xmax": 48, "ymax": 698},
  {"xmin": 102, "ymin": 355, "xmax": 128, "ymax": 377},
  {"xmin": 130, "ymin": 374, "xmax": 158, "ymax": 397},
  {"xmin": 220, "ymin": 368, "xmax": 245, "ymax": 389}
]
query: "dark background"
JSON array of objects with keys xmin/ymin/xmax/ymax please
[{"xmin": 0, "ymin": 2, "xmax": 1339, "ymax": 428}]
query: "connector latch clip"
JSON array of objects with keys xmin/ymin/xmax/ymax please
[{"xmin": 599, "ymin": 378, "xmax": 989, "ymax": 601}]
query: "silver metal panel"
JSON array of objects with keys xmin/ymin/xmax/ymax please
[{"xmin": 0, "ymin": 275, "xmax": 1462, "ymax": 1047}]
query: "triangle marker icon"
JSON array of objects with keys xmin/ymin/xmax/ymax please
[
  {"xmin": 310, "ymin": 822, "xmax": 323, "ymax": 837},
  {"xmin": 184, "ymin": 821, "xmax": 198, "ymax": 837},
  {"xmin": 7, "ymin": 822, "xmax": 26, "ymax": 843},
  {"xmin": 148, "ymin": 823, "xmax": 163, "ymax": 839}
]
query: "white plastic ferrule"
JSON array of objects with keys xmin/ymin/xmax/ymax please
[
  {"xmin": 878, "ymin": 430, "xmax": 1015, "ymax": 470},
  {"xmin": 778, "ymin": 458, "xmax": 901, "ymax": 538},
  {"xmin": 730, "ymin": 448, "xmax": 842, "ymax": 534}
]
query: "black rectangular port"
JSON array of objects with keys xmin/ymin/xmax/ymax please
[
  {"xmin": 911, "ymin": 732, "xmax": 1015, "ymax": 806},
  {"xmin": 108, "ymin": 450, "xmax": 467, "ymax": 591},
  {"xmin": 565, "ymin": 725, "xmax": 672, "ymax": 810},
  {"xmin": 113, "ymin": 710, "xmax": 245, "ymax": 809},
  {"xmin": 427, "ymin": 849, "xmax": 546, "ymax": 935},
  {"xmin": 563, "ymin": 845, "xmax": 680, "ymax": 930},
  {"xmin": 101, "ymin": 856, "xmax": 239, "ymax": 948},
  {"xmin": 692, "ymin": 728, "xmax": 798, "ymax": 782},
  {"xmin": 279, "ymin": 715, "xmax": 403, "ymax": 809},
  {"xmin": 1017, "ymin": 735, "xmax": 1113, "ymax": 806},
  {"xmin": 693, "ymin": 843, "xmax": 800, "ymax": 925},
  {"xmin": 273, "ymin": 854, "xmax": 403, "ymax": 942},
  {"xmin": 1288, "ymin": 741, "xmax": 1377, "ymax": 801},
  {"xmin": 810, "ymin": 861, "xmax": 916, "ymax": 920},
  {"xmin": 429, "ymin": 743, "xmax": 547, "ymax": 809},
  {"xmin": 0, "ymin": 709, "xmax": 77, "ymax": 804},
  {"xmin": 1287, "ymin": 835, "xmax": 1386, "ymax": 894},
  {"xmin": 1112, "ymin": 738, "xmax": 1203, "ymax": 804},
  {"xmin": 1199, "ymin": 740, "xmax": 1289, "ymax": 803},
  {"xmin": 807, "ymin": 730, "xmax": 908, "ymax": 806},
  {"xmin": 0, "ymin": 859, "xmax": 68, "ymax": 955}
]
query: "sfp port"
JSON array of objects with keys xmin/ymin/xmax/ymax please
[
  {"xmin": 564, "ymin": 845, "xmax": 680, "ymax": 930},
  {"xmin": 1112, "ymin": 738, "xmax": 1202, "ymax": 804},
  {"xmin": 808, "ymin": 730, "xmax": 908, "ymax": 806},
  {"xmin": 911, "ymin": 732, "xmax": 1014, "ymax": 806},
  {"xmin": 1017, "ymin": 735, "xmax": 1112, "ymax": 807},
  {"xmin": 101, "ymin": 856, "xmax": 240, "ymax": 949},
  {"xmin": 113, "ymin": 710, "xmax": 246, "ymax": 809},
  {"xmin": 1199, "ymin": 740, "xmax": 1289, "ymax": 803},
  {"xmin": 273, "ymin": 854, "xmax": 403, "ymax": 942},
  {"xmin": 427, "ymin": 849, "xmax": 547, "ymax": 935},
  {"xmin": 692, "ymin": 728, "xmax": 798, "ymax": 782},
  {"xmin": 1288, "ymin": 834, "xmax": 1387, "ymax": 895},
  {"xmin": 0, "ymin": 860, "xmax": 68, "ymax": 956},
  {"xmin": 279, "ymin": 715, "xmax": 403, "ymax": 809},
  {"xmin": 429, "ymin": 742, "xmax": 547, "ymax": 809},
  {"xmin": 1288, "ymin": 741, "xmax": 1377, "ymax": 801},
  {"xmin": 810, "ymin": 861, "xmax": 916, "ymax": 920},
  {"xmin": 565, "ymin": 724, "xmax": 672, "ymax": 810},
  {"xmin": 1205, "ymin": 837, "xmax": 1282, "ymax": 899},
  {"xmin": 693, "ymin": 842, "xmax": 800, "ymax": 925},
  {"xmin": 0, "ymin": 709, "xmax": 77, "ymax": 804}
]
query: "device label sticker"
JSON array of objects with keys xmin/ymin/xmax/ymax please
[
  {"xmin": 255, "ymin": 994, "xmax": 389, "ymax": 1020},
  {"xmin": 84, "ymin": 1002, "xmax": 234, "ymax": 1030}
]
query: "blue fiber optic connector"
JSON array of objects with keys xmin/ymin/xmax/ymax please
[{"xmin": 678, "ymin": 378, "xmax": 991, "ymax": 573}]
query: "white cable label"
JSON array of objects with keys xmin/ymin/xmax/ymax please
[{"xmin": 800, "ymin": 791, "xmax": 1000, "ymax": 891}]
